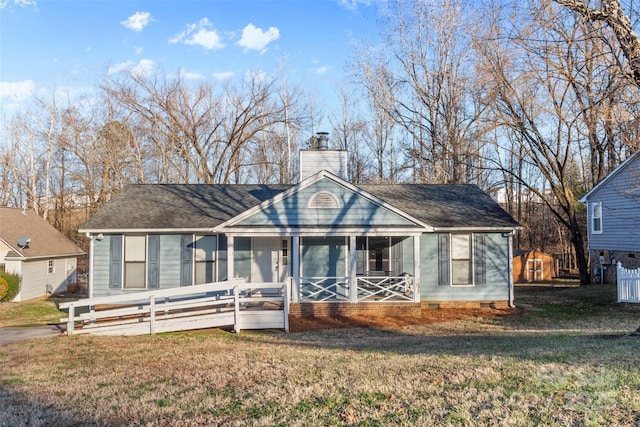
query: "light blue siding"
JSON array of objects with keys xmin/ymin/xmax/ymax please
[
  {"xmin": 587, "ymin": 155, "xmax": 640, "ymax": 252},
  {"xmin": 420, "ymin": 233, "xmax": 509, "ymax": 302},
  {"xmin": 235, "ymin": 179, "xmax": 417, "ymax": 227}
]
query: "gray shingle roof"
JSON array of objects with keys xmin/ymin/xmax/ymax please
[
  {"xmin": 0, "ymin": 208, "xmax": 84, "ymax": 258},
  {"xmin": 361, "ymin": 184, "xmax": 520, "ymax": 229},
  {"xmin": 80, "ymin": 182, "xmax": 519, "ymax": 232},
  {"xmin": 79, "ymin": 184, "xmax": 290, "ymax": 231}
]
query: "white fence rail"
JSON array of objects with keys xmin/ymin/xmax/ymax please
[
  {"xmin": 59, "ymin": 280, "xmax": 289, "ymax": 336},
  {"xmin": 617, "ymin": 262, "xmax": 640, "ymax": 303}
]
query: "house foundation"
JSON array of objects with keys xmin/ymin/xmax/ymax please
[
  {"xmin": 289, "ymin": 302, "xmax": 421, "ymax": 318},
  {"xmin": 589, "ymin": 249, "xmax": 640, "ymax": 283}
]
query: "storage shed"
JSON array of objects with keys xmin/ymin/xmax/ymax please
[{"xmin": 513, "ymin": 250, "xmax": 558, "ymax": 283}]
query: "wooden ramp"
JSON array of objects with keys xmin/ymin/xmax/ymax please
[{"xmin": 59, "ymin": 280, "xmax": 289, "ymax": 336}]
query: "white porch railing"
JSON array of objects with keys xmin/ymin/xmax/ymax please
[
  {"xmin": 298, "ymin": 275, "xmax": 416, "ymax": 303},
  {"xmin": 617, "ymin": 262, "xmax": 640, "ymax": 303},
  {"xmin": 357, "ymin": 275, "xmax": 415, "ymax": 302},
  {"xmin": 299, "ymin": 277, "xmax": 350, "ymax": 302},
  {"xmin": 59, "ymin": 280, "xmax": 289, "ymax": 336}
]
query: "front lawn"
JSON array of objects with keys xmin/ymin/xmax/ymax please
[{"xmin": 1, "ymin": 283, "xmax": 639, "ymax": 426}]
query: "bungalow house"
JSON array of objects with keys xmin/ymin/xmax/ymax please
[
  {"xmin": 579, "ymin": 150, "xmax": 640, "ymax": 283},
  {"xmin": 0, "ymin": 207, "xmax": 85, "ymax": 301},
  {"xmin": 79, "ymin": 137, "xmax": 521, "ymax": 317}
]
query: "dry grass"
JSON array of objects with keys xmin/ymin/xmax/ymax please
[
  {"xmin": 0, "ymin": 297, "xmax": 68, "ymax": 328},
  {"xmin": 1, "ymin": 283, "xmax": 640, "ymax": 426}
]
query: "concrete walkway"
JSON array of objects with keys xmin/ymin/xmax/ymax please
[{"xmin": 0, "ymin": 325, "xmax": 64, "ymax": 346}]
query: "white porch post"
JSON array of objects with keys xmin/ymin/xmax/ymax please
[
  {"xmin": 413, "ymin": 235, "xmax": 421, "ymax": 303},
  {"xmin": 227, "ymin": 236, "xmax": 235, "ymax": 280},
  {"xmin": 292, "ymin": 236, "xmax": 300, "ymax": 303},
  {"xmin": 349, "ymin": 235, "xmax": 358, "ymax": 303}
]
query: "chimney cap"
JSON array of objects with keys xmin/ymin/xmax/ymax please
[{"xmin": 316, "ymin": 132, "xmax": 329, "ymax": 150}]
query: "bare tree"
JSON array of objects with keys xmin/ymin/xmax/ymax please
[
  {"xmin": 354, "ymin": 0, "xmax": 490, "ymax": 184},
  {"xmin": 477, "ymin": 0, "xmax": 639, "ymax": 284},
  {"xmin": 554, "ymin": 0, "xmax": 640, "ymax": 84}
]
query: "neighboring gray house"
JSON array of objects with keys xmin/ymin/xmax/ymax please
[
  {"xmin": 579, "ymin": 151, "xmax": 640, "ymax": 283},
  {"xmin": 0, "ymin": 207, "xmax": 84, "ymax": 301},
  {"xmin": 79, "ymin": 139, "xmax": 520, "ymax": 314}
]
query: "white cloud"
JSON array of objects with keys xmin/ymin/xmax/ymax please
[
  {"xmin": 315, "ymin": 65, "xmax": 330, "ymax": 74},
  {"xmin": 179, "ymin": 69, "xmax": 204, "ymax": 80},
  {"xmin": 169, "ymin": 18, "xmax": 224, "ymax": 50},
  {"xmin": 108, "ymin": 61, "xmax": 133, "ymax": 75},
  {"xmin": 121, "ymin": 11, "xmax": 152, "ymax": 32},
  {"xmin": 336, "ymin": 0, "xmax": 371, "ymax": 11},
  {"xmin": 135, "ymin": 47, "xmax": 143, "ymax": 55},
  {"xmin": 0, "ymin": 0, "xmax": 37, "ymax": 10},
  {"xmin": 212, "ymin": 71, "xmax": 234, "ymax": 81},
  {"xmin": 238, "ymin": 23, "xmax": 279, "ymax": 52},
  {"xmin": 0, "ymin": 80, "xmax": 35, "ymax": 100},
  {"xmin": 107, "ymin": 59, "xmax": 155, "ymax": 77},
  {"xmin": 131, "ymin": 59, "xmax": 155, "ymax": 77}
]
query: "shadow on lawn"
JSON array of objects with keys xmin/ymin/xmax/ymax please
[{"xmin": 0, "ymin": 385, "xmax": 93, "ymax": 427}]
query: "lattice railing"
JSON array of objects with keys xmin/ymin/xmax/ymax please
[{"xmin": 357, "ymin": 275, "xmax": 415, "ymax": 302}]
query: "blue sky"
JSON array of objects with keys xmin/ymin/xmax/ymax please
[{"xmin": 0, "ymin": 0, "xmax": 381, "ymax": 127}]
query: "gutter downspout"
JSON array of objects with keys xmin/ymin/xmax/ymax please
[
  {"xmin": 87, "ymin": 233, "xmax": 95, "ymax": 299},
  {"xmin": 507, "ymin": 231, "xmax": 515, "ymax": 308}
]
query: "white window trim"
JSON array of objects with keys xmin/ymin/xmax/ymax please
[
  {"xmin": 123, "ymin": 235, "xmax": 147, "ymax": 290},
  {"xmin": 47, "ymin": 259, "xmax": 55, "ymax": 274},
  {"xmin": 449, "ymin": 233, "xmax": 474, "ymax": 287},
  {"xmin": 591, "ymin": 202, "xmax": 603, "ymax": 235}
]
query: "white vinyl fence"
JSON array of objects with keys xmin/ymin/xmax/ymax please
[{"xmin": 617, "ymin": 262, "xmax": 640, "ymax": 303}]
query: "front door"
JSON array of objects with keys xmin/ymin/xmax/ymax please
[{"xmin": 252, "ymin": 237, "xmax": 288, "ymax": 283}]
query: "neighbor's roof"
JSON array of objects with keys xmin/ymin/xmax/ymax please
[
  {"xmin": 0, "ymin": 207, "xmax": 84, "ymax": 259},
  {"xmin": 80, "ymin": 182, "xmax": 519, "ymax": 232},
  {"xmin": 579, "ymin": 150, "xmax": 640, "ymax": 203}
]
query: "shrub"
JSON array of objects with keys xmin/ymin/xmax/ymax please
[
  {"xmin": 0, "ymin": 272, "xmax": 20, "ymax": 302},
  {"xmin": 0, "ymin": 277, "xmax": 7, "ymax": 300}
]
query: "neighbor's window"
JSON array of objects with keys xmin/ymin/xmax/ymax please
[
  {"xmin": 47, "ymin": 259, "xmax": 55, "ymax": 274},
  {"xmin": 124, "ymin": 235, "xmax": 146, "ymax": 289},
  {"xmin": 451, "ymin": 234, "xmax": 472, "ymax": 286},
  {"xmin": 592, "ymin": 202, "xmax": 602, "ymax": 234}
]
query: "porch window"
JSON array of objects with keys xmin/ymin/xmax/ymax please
[
  {"xmin": 592, "ymin": 202, "xmax": 602, "ymax": 234},
  {"xmin": 124, "ymin": 235, "xmax": 146, "ymax": 289},
  {"xmin": 356, "ymin": 236, "xmax": 408, "ymax": 275}
]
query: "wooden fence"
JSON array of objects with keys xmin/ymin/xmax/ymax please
[
  {"xmin": 617, "ymin": 262, "xmax": 640, "ymax": 303},
  {"xmin": 59, "ymin": 280, "xmax": 289, "ymax": 336}
]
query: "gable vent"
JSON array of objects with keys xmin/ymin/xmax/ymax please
[{"xmin": 309, "ymin": 191, "xmax": 340, "ymax": 209}]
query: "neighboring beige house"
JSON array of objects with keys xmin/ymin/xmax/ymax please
[{"xmin": 0, "ymin": 207, "xmax": 84, "ymax": 301}]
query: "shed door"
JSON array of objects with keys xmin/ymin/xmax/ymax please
[
  {"xmin": 526, "ymin": 259, "xmax": 543, "ymax": 282},
  {"xmin": 252, "ymin": 237, "xmax": 287, "ymax": 283}
]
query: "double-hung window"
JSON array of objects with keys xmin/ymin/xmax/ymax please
[
  {"xmin": 124, "ymin": 235, "xmax": 146, "ymax": 289},
  {"xmin": 592, "ymin": 202, "xmax": 603, "ymax": 234},
  {"xmin": 438, "ymin": 233, "xmax": 487, "ymax": 286}
]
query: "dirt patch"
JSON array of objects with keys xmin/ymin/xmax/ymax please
[{"xmin": 288, "ymin": 307, "xmax": 522, "ymax": 332}]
